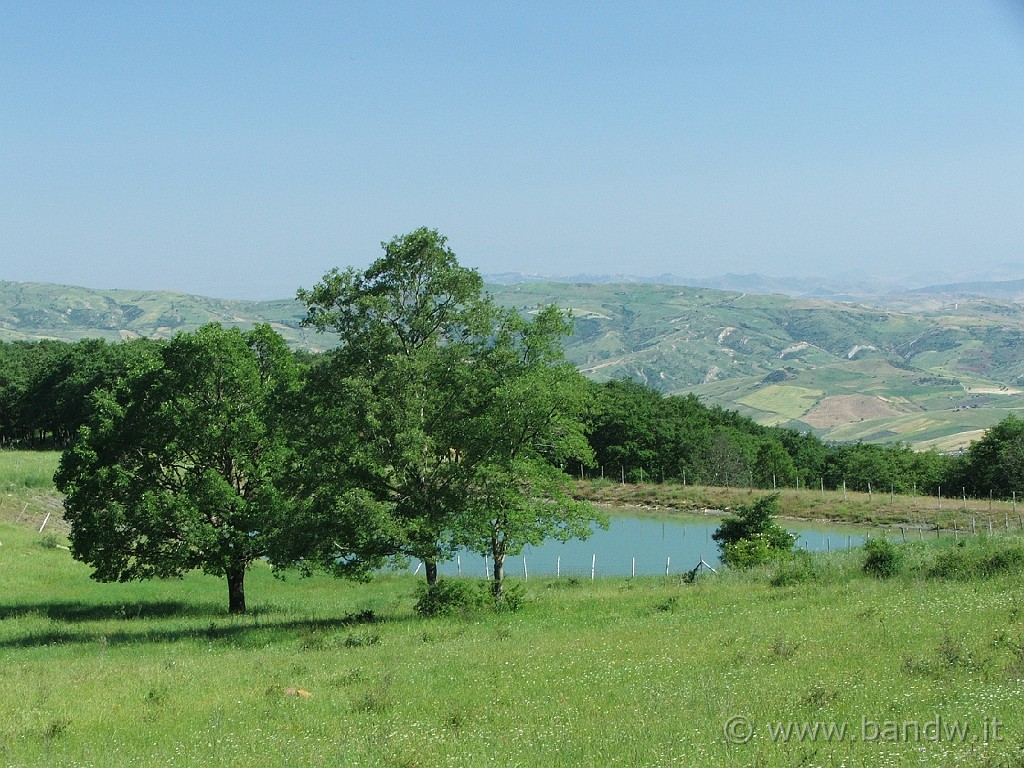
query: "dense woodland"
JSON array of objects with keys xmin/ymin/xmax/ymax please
[
  {"xmin": 3, "ymin": 329, "xmax": 1022, "ymax": 500},
  {"xmin": 8, "ymin": 327, "xmax": 1024, "ymax": 501}
]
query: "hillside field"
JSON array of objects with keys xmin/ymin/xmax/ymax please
[
  {"xmin": 487, "ymin": 283, "xmax": 1024, "ymax": 451},
  {"xmin": 5, "ymin": 279, "xmax": 1024, "ymax": 449}
]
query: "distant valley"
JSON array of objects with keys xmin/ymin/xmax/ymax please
[{"xmin": 4, "ymin": 277, "xmax": 1024, "ymax": 452}]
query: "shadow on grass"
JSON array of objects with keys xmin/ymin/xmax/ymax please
[
  {"xmin": 0, "ymin": 603, "xmax": 386, "ymax": 649},
  {"xmin": 0, "ymin": 600, "xmax": 223, "ymax": 622}
]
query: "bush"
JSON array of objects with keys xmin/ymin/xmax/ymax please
[
  {"xmin": 722, "ymin": 538, "xmax": 786, "ymax": 569},
  {"xmin": 413, "ymin": 579, "xmax": 484, "ymax": 618},
  {"xmin": 927, "ymin": 538, "xmax": 1024, "ymax": 581},
  {"xmin": 771, "ymin": 550, "xmax": 824, "ymax": 586},
  {"xmin": 862, "ymin": 536, "xmax": 903, "ymax": 578},
  {"xmin": 714, "ymin": 494, "xmax": 795, "ymax": 569},
  {"xmin": 982, "ymin": 545, "xmax": 1024, "ymax": 577},
  {"xmin": 927, "ymin": 541, "xmax": 975, "ymax": 580},
  {"xmin": 492, "ymin": 580, "xmax": 525, "ymax": 613}
]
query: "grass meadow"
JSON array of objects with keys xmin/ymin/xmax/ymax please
[
  {"xmin": 4, "ymin": 452, "xmax": 1024, "ymax": 766},
  {"xmin": 578, "ymin": 478, "xmax": 1024, "ymax": 532}
]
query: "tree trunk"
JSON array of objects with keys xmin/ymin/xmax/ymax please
[
  {"xmin": 424, "ymin": 560, "xmax": 438, "ymax": 585},
  {"xmin": 492, "ymin": 552, "xmax": 505, "ymax": 604},
  {"xmin": 227, "ymin": 565, "xmax": 246, "ymax": 614}
]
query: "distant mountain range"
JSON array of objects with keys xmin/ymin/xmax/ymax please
[
  {"xmin": 485, "ymin": 262, "xmax": 1024, "ymax": 304},
  {"xmin": 4, "ymin": 275, "xmax": 1024, "ymax": 452}
]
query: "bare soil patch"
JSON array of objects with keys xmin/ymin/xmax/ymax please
[{"xmin": 802, "ymin": 394, "xmax": 904, "ymax": 429}]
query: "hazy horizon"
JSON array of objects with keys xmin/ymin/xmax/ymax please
[
  {"xmin": 8, "ymin": 260, "xmax": 1024, "ymax": 305},
  {"xmin": 3, "ymin": 2, "xmax": 1023, "ymax": 300}
]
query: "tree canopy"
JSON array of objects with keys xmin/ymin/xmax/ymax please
[
  {"xmin": 961, "ymin": 414, "xmax": 1024, "ymax": 498},
  {"xmin": 296, "ymin": 228, "xmax": 605, "ymax": 593},
  {"xmin": 450, "ymin": 306, "xmax": 605, "ymax": 601},
  {"xmin": 55, "ymin": 324, "xmax": 301, "ymax": 613}
]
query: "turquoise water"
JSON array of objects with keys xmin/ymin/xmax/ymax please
[{"xmin": 430, "ymin": 510, "xmax": 868, "ymax": 578}]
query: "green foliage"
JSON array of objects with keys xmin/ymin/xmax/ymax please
[
  {"xmin": 452, "ymin": 307, "xmax": 605, "ymax": 602},
  {"xmin": 862, "ymin": 536, "xmax": 904, "ymax": 578},
  {"xmin": 54, "ymin": 324, "xmax": 306, "ymax": 613},
  {"xmin": 0, "ymin": 337, "xmax": 163, "ymax": 447},
  {"xmin": 712, "ymin": 494, "xmax": 795, "ymax": 568},
  {"xmin": 720, "ymin": 538, "xmax": 778, "ymax": 569},
  {"xmin": 926, "ymin": 537, "xmax": 1024, "ymax": 580},
  {"xmin": 492, "ymin": 580, "xmax": 526, "ymax": 613},
  {"xmin": 297, "ymin": 228, "xmax": 604, "ymax": 600},
  {"xmin": 413, "ymin": 579, "xmax": 485, "ymax": 618},
  {"xmin": 296, "ymin": 228, "xmax": 498, "ymax": 577},
  {"xmin": 962, "ymin": 414, "xmax": 1024, "ymax": 497},
  {"xmin": 822, "ymin": 441, "xmax": 951, "ymax": 495},
  {"xmin": 769, "ymin": 549, "xmax": 833, "ymax": 586},
  {"xmin": 580, "ymin": 376, "xmax": 961, "ymax": 496},
  {"xmin": 585, "ymin": 379, "xmax": 796, "ymax": 487}
]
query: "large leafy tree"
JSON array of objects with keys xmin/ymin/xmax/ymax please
[
  {"xmin": 752, "ymin": 438, "xmax": 796, "ymax": 488},
  {"xmin": 0, "ymin": 340, "xmax": 51, "ymax": 444},
  {"xmin": 24, "ymin": 337, "xmax": 161, "ymax": 446},
  {"xmin": 586, "ymin": 379, "xmax": 665, "ymax": 480},
  {"xmin": 271, "ymin": 358, "xmax": 404, "ymax": 579},
  {"xmin": 453, "ymin": 306, "xmax": 604, "ymax": 602},
  {"xmin": 0, "ymin": 338, "xmax": 162, "ymax": 447},
  {"xmin": 55, "ymin": 324, "xmax": 300, "ymax": 614},
  {"xmin": 298, "ymin": 228, "xmax": 492, "ymax": 583},
  {"xmin": 298, "ymin": 228, "xmax": 603, "ymax": 587}
]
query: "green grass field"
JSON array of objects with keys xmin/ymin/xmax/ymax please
[
  {"xmin": 4, "ymin": 452, "xmax": 1024, "ymax": 766},
  {"xmin": 5, "ymin": 522, "xmax": 1024, "ymax": 767},
  {"xmin": 0, "ymin": 450, "xmax": 65, "ymax": 534}
]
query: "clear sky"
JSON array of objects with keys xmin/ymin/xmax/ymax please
[{"xmin": 2, "ymin": 1, "xmax": 1023, "ymax": 299}]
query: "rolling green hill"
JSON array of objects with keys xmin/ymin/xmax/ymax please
[
  {"xmin": 486, "ymin": 283, "xmax": 1024, "ymax": 452},
  {"xmin": 0, "ymin": 281, "xmax": 330, "ymax": 349},
  {"xmin": 4, "ymin": 279, "xmax": 1024, "ymax": 451}
]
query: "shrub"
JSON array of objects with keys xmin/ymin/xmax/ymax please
[
  {"xmin": 714, "ymin": 494, "xmax": 795, "ymax": 569},
  {"xmin": 862, "ymin": 536, "xmax": 903, "ymax": 579},
  {"xmin": 413, "ymin": 579, "xmax": 484, "ymax": 618},
  {"xmin": 771, "ymin": 550, "xmax": 822, "ymax": 586},
  {"xmin": 493, "ymin": 581, "xmax": 525, "ymax": 613},
  {"xmin": 927, "ymin": 539, "xmax": 1024, "ymax": 581},
  {"xmin": 924, "ymin": 542, "xmax": 963, "ymax": 579},
  {"xmin": 980, "ymin": 545, "xmax": 1024, "ymax": 578},
  {"xmin": 722, "ymin": 538, "xmax": 786, "ymax": 569}
]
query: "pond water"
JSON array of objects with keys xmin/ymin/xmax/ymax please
[{"xmin": 427, "ymin": 509, "xmax": 869, "ymax": 579}]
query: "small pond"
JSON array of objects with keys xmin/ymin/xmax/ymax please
[{"xmin": 427, "ymin": 509, "xmax": 869, "ymax": 578}]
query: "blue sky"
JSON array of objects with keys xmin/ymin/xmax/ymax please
[{"xmin": 2, "ymin": 1, "xmax": 1023, "ymax": 299}]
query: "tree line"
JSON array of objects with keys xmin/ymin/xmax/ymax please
[
  {"xmin": 4, "ymin": 229, "xmax": 1024, "ymax": 612},
  {"xmin": 0, "ymin": 328, "xmax": 970, "ymax": 501},
  {"xmin": 585, "ymin": 378, "xmax": 954, "ymax": 494},
  {"xmin": 586, "ymin": 378, "xmax": 1024, "ymax": 501}
]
